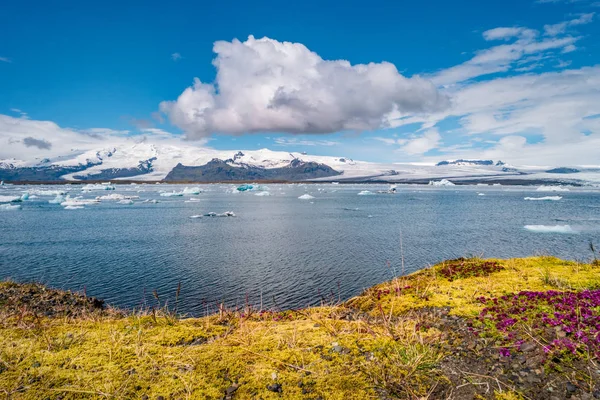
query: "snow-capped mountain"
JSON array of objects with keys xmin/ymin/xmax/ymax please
[{"xmin": 1, "ymin": 141, "xmax": 600, "ymax": 185}]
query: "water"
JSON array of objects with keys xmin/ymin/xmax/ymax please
[{"xmin": 1, "ymin": 183, "xmax": 599, "ymax": 315}]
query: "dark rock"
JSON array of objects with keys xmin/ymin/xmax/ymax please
[
  {"xmin": 521, "ymin": 341, "xmax": 537, "ymax": 352},
  {"xmin": 225, "ymin": 384, "xmax": 239, "ymax": 395},
  {"xmin": 267, "ymin": 383, "xmax": 282, "ymax": 393},
  {"xmin": 567, "ymin": 382, "xmax": 577, "ymax": 393}
]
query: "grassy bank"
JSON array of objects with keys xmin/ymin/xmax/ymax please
[{"xmin": 2, "ymin": 257, "xmax": 600, "ymax": 399}]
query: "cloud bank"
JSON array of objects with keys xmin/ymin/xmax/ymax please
[{"xmin": 160, "ymin": 36, "xmax": 449, "ymax": 138}]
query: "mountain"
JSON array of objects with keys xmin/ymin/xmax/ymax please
[{"xmin": 2, "ymin": 141, "xmax": 600, "ymax": 185}]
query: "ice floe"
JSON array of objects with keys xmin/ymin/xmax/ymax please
[
  {"xmin": 0, "ymin": 195, "xmax": 22, "ymax": 203},
  {"xmin": 61, "ymin": 198, "xmax": 100, "ymax": 207},
  {"xmin": 255, "ymin": 191, "xmax": 270, "ymax": 196},
  {"xmin": 0, "ymin": 203, "xmax": 21, "ymax": 211},
  {"xmin": 298, "ymin": 194, "xmax": 314, "ymax": 200},
  {"xmin": 204, "ymin": 211, "xmax": 236, "ymax": 217},
  {"xmin": 143, "ymin": 199, "xmax": 159, "ymax": 203},
  {"xmin": 30, "ymin": 190, "xmax": 67, "ymax": 196},
  {"xmin": 428, "ymin": 179, "xmax": 455, "ymax": 186},
  {"xmin": 477, "ymin": 193, "xmax": 485, "ymax": 196},
  {"xmin": 524, "ymin": 196, "xmax": 562, "ymax": 201},
  {"xmin": 357, "ymin": 190, "xmax": 374, "ymax": 195},
  {"xmin": 182, "ymin": 187, "xmax": 201, "ymax": 195},
  {"xmin": 49, "ymin": 195, "xmax": 66, "ymax": 204},
  {"xmin": 536, "ymin": 185, "xmax": 570, "ymax": 192},
  {"xmin": 524, "ymin": 225, "xmax": 577, "ymax": 234},
  {"xmin": 160, "ymin": 191, "xmax": 184, "ymax": 197},
  {"xmin": 184, "ymin": 197, "xmax": 202, "ymax": 203},
  {"xmin": 118, "ymin": 199, "xmax": 134, "ymax": 205},
  {"xmin": 96, "ymin": 194, "xmax": 139, "ymax": 201},
  {"xmin": 82, "ymin": 183, "xmax": 115, "ymax": 191},
  {"xmin": 64, "ymin": 205, "xmax": 84, "ymax": 210},
  {"xmin": 189, "ymin": 215, "xmax": 203, "ymax": 219}
]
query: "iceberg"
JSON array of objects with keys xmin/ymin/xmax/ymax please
[
  {"xmin": 143, "ymin": 199, "xmax": 159, "ymax": 204},
  {"xmin": 82, "ymin": 184, "xmax": 115, "ymax": 191},
  {"xmin": 64, "ymin": 205, "xmax": 84, "ymax": 210},
  {"xmin": 536, "ymin": 185, "xmax": 570, "ymax": 192},
  {"xmin": 160, "ymin": 191, "xmax": 184, "ymax": 197},
  {"xmin": 204, "ymin": 211, "xmax": 236, "ymax": 217},
  {"xmin": 96, "ymin": 193, "xmax": 139, "ymax": 201},
  {"xmin": 237, "ymin": 184, "xmax": 254, "ymax": 192},
  {"xmin": 298, "ymin": 194, "xmax": 314, "ymax": 200},
  {"xmin": 478, "ymin": 193, "xmax": 485, "ymax": 196},
  {"xmin": 0, "ymin": 203, "xmax": 21, "ymax": 211},
  {"xmin": 118, "ymin": 199, "xmax": 134, "ymax": 205},
  {"xmin": 31, "ymin": 190, "xmax": 67, "ymax": 196},
  {"xmin": 49, "ymin": 194, "xmax": 66, "ymax": 204},
  {"xmin": 255, "ymin": 191, "xmax": 270, "ymax": 196},
  {"xmin": 0, "ymin": 195, "xmax": 22, "ymax": 203},
  {"xmin": 428, "ymin": 179, "xmax": 455, "ymax": 186},
  {"xmin": 358, "ymin": 190, "xmax": 374, "ymax": 196},
  {"xmin": 524, "ymin": 225, "xmax": 577, "ymax": 234},
  {"xmin": 182, "ymin": 187, "xmax": 201, "ymax": 195},
  {"xmin": 20, "ymin": 192, "xmax": 30, "ymax": 201},
  {"xmin": 524, "ymin": 196, "xmax": 562, "ymax": 201},
  {"xmin": 189, "ymin": 215, "xmax": 203, "ymax": 219},
  {"xmin": 61, "ymin": 198, "xmax": 100, "ymax": 207}
]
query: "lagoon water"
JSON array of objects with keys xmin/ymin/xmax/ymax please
[{"xmin": 1, "ymin": 183, "xmax": 599, "ymax": 315}]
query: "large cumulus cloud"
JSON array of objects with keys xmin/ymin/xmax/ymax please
[{"xmin": 160, "ymin": 36, "xmax": 449, "ymax": 138}]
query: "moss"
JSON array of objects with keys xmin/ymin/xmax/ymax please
[{"xmin": 1, "ymin": 256, "xmax": 599, "ymax": 399}]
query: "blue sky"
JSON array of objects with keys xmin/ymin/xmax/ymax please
[{"xmin": 1, "ymin": 0, "xmax": 600, "ymax": 165}]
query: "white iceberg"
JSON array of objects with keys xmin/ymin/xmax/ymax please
[
  {"xmin": 20, "ymin": 192, "xmax": 30, "ymax": 201},
  {"xmin": 524, "ymin": 196, "xmax": 562, "ymax": 201},
  {"xmin": 255, "ymin": 191, "xmax": 270, "ymax": 196},
  {"xmin": 536, "ymin": 185, "xmax": 570, "ymax": 192},
  {"xmin": 428, "ymin": 179, "xmax": 455, "ymax": 186},
  {"xmin": 143, "ymin": 199, "xmax": 159, "ymax": 204},
  {"xmin": 49, "ymin": 194, "xmax": 66, "ymax": 204},
  {"xmin": 31, "ymin": 190, "xmax": 67, "ymax": 196},
  {"xmin": 82, "ymin": 184, "xmax": 115, "ymax": 191},
  {"xmin": 189, "ymin": 215, "xmax": 203, "ymax": 219},
  {"xmin": 64, "ymin": 205, "xmax": 84, "ymax": 210},
  {"xmin": 524, "ymin": 225, "xmax": 577, "ymax": 234},
  {"xmin": 204, "ymin": 211, "xmax": 236, "ymax": 217},
  {"xmin": 0, "ymin": 195, "xmax": 22, "ymax": 203},
  {"xmin": 358, "ymin": 190, "xmax": 374, "ymax": 196},
  {"xmin": 298, "ymin": 194, "xmax": 314, "ymax": 200},
  {"xmin": 160, "ymin": 191, "xmax": 184, "ymax": 197},
  {"xmin": 182, "ymin": 187, "xmax": 201, "ymax": 195},
  {"xmin": 0, "ymin": 203, "xmax": 21, "ymax": 211},
  {"xmin": 118, "ymin": 199, "xmax": 134, "ymax": 205},
  {"xmin": 478, "ymin": 193, "xmax": 485, "ymax": 196},
  {"xmin": 61, "ymin": 198, "xmax": 100, "ymax": 207}
]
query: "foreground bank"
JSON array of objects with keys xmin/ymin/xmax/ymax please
[{"xmin": 1, "ymin": 257, "xmax": 600, "ymax": 399}]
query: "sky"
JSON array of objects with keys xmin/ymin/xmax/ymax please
[{"xmin": 1, "ymin": 0, "xmax": 600, "ymax": 166}]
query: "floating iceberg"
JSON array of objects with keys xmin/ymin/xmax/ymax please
[
  {"xmin": 96, "ymin": 194, "xmax": 139, "ymax": 201},
  {"xmin": 31, "ymin": 190, "xmax": 66, "ymax": 196},
  {"xmin": 204, "ymin": 211, "xmax": 236, "ymax": 217},
  {"xmin": 49, "ymin": 194, "xmax": 66, "ymax": 204},
  {"xmin": 160, "ymin": 191, "xmax": 184, "ymax": 197},
  {"xmin": 64, "ymin": 205, "xmax": 84, "ymax": 210},
  {"xmin": 358, "ymin": 190, "xmax": 374, "ymax": 196},
  {"xmin": 524, "ymin": 225, "xmax": 577, "ymax": 234},
  {"xmin": 255, "ymin": 191, "xmax": 270, "ymax": 196},
  {"xmin": 61, "ymin": 198, "xmax": 100, "ymax": 207},
  {"xmin": 478, "ymin": 193, "xmax": 485, "ymax": 196},
  {"xmin": 536, "ymin": 185, "xmax": 569, "ymax": 192},
  {"xmin": 0, "ymin": 195, "xmax": 22, "ymax": 203},
  {"xmin": 189, "ymin": 215, "xmax": 203, "ymax": 219},
  {"xmin": 184, "ymin": 197, "xmax": 202, "ymax": 203},
  {"xmin": 82, "ymin": 183, "xmax": 115, "ymax": 191},
  {"xmin": 428, "ymin": 179, "xmax": 455, "ymax": 186},
  {"xmin": 237, "ymin": 184, "xmax": 254, "ymax": 192},
  {"xmin": 524, "ymin": 196, "xmax": 562, "ymax": 201},
  {"xmin": 182, "ymin": 187, "xmax": 201, "ymax": 195},
  {"xmin": 143, "ymin": 199, "xmax": 159, "ymax": 204},
  {"xmin": 20, "ymin": 192, "xmax": 30, "ymax": 201},
  {"xmin": 118, "ymin": 199, "xmax": 134, "ymax": 205},
  {"xmin": 298, "ymin": 194, "xmax": 315, "ymax": 200},
  {"xmin": 0, "ymin": 203, "xmax": 21, "ymax": 211}
]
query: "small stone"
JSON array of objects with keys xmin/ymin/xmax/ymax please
[
  {"xmin": 156, "ymin": 396, "xmax": 165, "ymax": 400},
  {"xmin": 225, "ymin": 383, "xmax": 239, "ymax": 395},
  {"xmin": 141, "ymin": 396, "xmax": 148, "ymax": 400},
  {"xmin": 566, "ymin": 382, "xmax": 577, "ymax": 393},
  {"xmin": 521, "ymin": 341, "xmax": 537, "ymax": 352},
  {"xmin": 267, "ymin": 383, "xmax": 282, "ymax": 393}
]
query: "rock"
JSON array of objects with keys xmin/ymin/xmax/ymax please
[
  {"xmin": 267, "ymin": 383, "xmax": 282, "ymax": 393},
  {"xmin": 225, "ymin": 383, "xmax": 239, "ymax": 395},
  {"xmin": 521, "ymin": 341, "xmax": 537, "ymax": 352},
  {"xmin": 567, "ymin": 382, "xmax": 577, "ymax": 393}
]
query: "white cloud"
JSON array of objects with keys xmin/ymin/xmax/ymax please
[
  {"xmin": 160, "ymin": 36, "xmax": 449, "ymax": 138},
  {"xmin": 274, "ymin": 137, "xmax": 340, "ymax": 146},
  {"xmin": 171, "ymin": 52, "xmax": 182, "ymax": 61},
  {"xmin": 431, "ymin": 27, "xmax": 579, "ymax": 85},
  {"xmin": 544, "ymin": 13, "xmax": 594, "ymax": 36},
  {"xmin": 0, "ymin": 57, "xmax": 11, "ymax": 63},
  {"xmin": 397, "ymin": 129, "xmax": 442, "ymax": 155}
]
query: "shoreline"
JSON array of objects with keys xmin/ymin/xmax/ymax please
[{"xmin": 2, "ymin": 256, "xmax": 600, "ymax": 399}]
